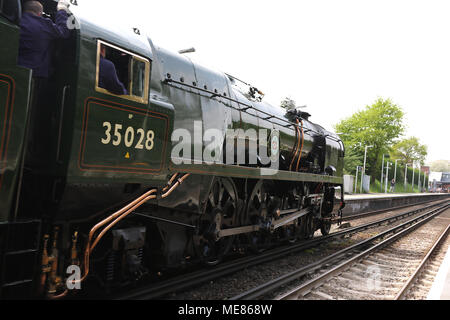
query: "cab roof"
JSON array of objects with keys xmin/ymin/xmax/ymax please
[{"xmin": 69, "ymin": 1, "xmax": 153, "ymax": 59}]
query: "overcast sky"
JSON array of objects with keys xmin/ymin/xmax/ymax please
[{"xmin": 87, "ymin": 0, "xmax": 449, "ymax": 164}]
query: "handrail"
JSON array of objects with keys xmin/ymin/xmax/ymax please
[{"xmin": 163, "ymin": 78, "xmax": 342, "ymax": 144}]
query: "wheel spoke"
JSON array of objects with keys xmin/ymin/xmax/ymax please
[
  {"xmin": 195, "ymin": 177, "xmax": 239, "ymax": 266},
  {"xmin": 208, "ymin": 192, "xmax": 216, "ymax": 208},
  {"xmin": 218, "ymin": 183, "xmax": 225, "ymax": 206}
]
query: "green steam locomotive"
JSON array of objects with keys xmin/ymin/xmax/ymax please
[{"xmin": 0, "ymin": 0, "xmax": 344, "ymax": 298}]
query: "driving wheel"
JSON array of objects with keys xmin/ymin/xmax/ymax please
[{"xmin": 194, "ymin": 177, "xmax": 238, "ymax": 266}]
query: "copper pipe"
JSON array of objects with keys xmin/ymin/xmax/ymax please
[
  {"xmin": 86, "ymin": 173, "xmax": 180, "ymax": 241},
  {"xmin": 163, "ymin": 173, "xmax": 179, "ymax": 192},
  {"xmin": 47, "ymin": 227, "xmax": 61, "ymax": 294},
  {"xmin": 78, "ymin": 189, "xmax": 157, "ymax": 282},
  {"xmin": 90, "ymin": 173, "xmax": 190, "ymax": 251},
  {"xmin": 39, "ymin": 273, "xmax": 47, "ymax": 296},
  {"xmin": 45, "ymin": 174, "xmax": 186, "ymax": 298},
  {"xmin": 77, "ymin": 186, "xmax": 159, "ymax": 279},
  {"xmin": 87, "ymin": 188, "xmax": 158, "ymax": 245},
  {"xmin": 295, "ymin": 120, "xmax": 304, "ymax": 172},
  {"xmin": 289, "ymin": 119, "xmax": 301, "ymax": 171},
  {"xmin": 289, "ymin": 124, "xmax": 299, "ymax": 170},
  {"xmin": 47, "ymin": 289, "xmax": 68, "ymax": 300},
  {"xmin": 89, "ymin": 194, "xmax": 157, "ymax": 251},
  {"xmin": 38, "ymin": 235, "xmax": 50, "ymax": 296},
  {"xmin": 77, "ymin": 173, "xmax": 189, "ymax": 283},
  {"xmin": 70, "ymin": 231, "xmax": 79, "ymax": 266},
  {"xmin": 162, "ymin": 173, "xmax": 190, "ymax": 199}
]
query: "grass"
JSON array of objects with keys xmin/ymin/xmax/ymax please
[{"xmin": 352, "ymin": 178, "xmax": 426, "ymax": 195}]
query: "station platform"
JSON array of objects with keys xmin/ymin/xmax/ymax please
[
  {"xmin": 427, "ymin": 240, "xmax": 450, "ymax": 300},
  {"xmin": 341, "ymin": 193, "xmax": 449, "ymax": 217},
  {"xmin": 344, "ymin": 193, "xmax": 447, "ymax": 201}
]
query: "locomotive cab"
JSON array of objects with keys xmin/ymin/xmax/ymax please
[{"xmin": 11, "ymin": 0, "xmax": 79, "ymax": 222}]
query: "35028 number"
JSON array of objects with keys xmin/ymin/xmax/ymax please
[{"xmin": 101, "ymin": 122, "xmax": 155, "ymax": 151}]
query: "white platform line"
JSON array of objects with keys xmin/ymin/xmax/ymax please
[{"xmin": 427, "ymin": 243, "xmax": 450, "ymax": 300}]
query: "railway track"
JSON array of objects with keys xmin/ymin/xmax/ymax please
[
  {"xmin": 248, "ymin": 202, "xmax": 450, "ymax": 300},
  {"xmin": 114, "ymin": 199, "xmax": 449, "ymax": 300},
  {"xmin": 336, "ymin": 198, "xmax": 447, "ymax": 222},
  {"xmin": 395, "ymin": 218, "xmax": 450, "ymax": 300}
]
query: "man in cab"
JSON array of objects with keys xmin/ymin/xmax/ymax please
[{"xmin": 18, "ymin": 0, "xmax": 72, "ymax": 79}]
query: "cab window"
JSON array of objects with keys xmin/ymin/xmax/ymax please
[
  {"xmin": 131, "ymin": 59, "xmax": 146, "ymax": 97},
  {"xmin": 95, "ymin": 40, "xmax": 150, "ymax": 104}
]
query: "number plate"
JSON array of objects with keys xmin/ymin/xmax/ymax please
[{"xmin": 79, "ymin": 97, "xmax": 169, "ymax": 174}]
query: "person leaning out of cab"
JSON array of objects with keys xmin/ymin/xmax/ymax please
[{"xmin": 18, "ymin": 0, "xmax": 72, "ymax": 80}]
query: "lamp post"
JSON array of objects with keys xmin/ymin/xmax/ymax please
[
  {"xmin": 385, "ymin": 161, "xmax": 391, "ymax": 193},
  {"xmin": 423, "ymin": 170, "xmax": 426, "ymax": 191},
  {"xmin": 422, "ymin": 171, "xmax": 425, "ymax": 192},
  {"xmin": 404, "ymin": 163, "xmax": 408, "ymax": 190},
  {"xmin": 412, "ymin": 161, "xmax": 416, "ymax": 192},
  {"xmin": 381, "ymin": 155, "xmax": 385, "ymax": 193},
  {"xmin": 393, "ymin": 159, "xmax": 399, "ymax": 192},
  {"xmin": 418, "ymin": 164, "xmax": 421, "ymax": 193},
  {"xmin": 360, "ymin": 145, "xmax": 373, "ymax": 193},
  {"xmin": 420, "ymin": 169, "xmax": 426, "ymax": 192}
]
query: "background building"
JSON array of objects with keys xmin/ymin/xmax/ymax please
[{"xmin": 429, "ymin": 172, "xmax": 450, "ymax": 193}]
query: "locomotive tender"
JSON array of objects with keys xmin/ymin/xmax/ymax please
[{"xmin": 0, "ymin": 0, "xmax": 344, "ymax": 298}]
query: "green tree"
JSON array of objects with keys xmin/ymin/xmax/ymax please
[
  {"xmin": 430, "ymin": 160, "xmax": 450, "ymax": 172},
  {"xmin": 342, "ymin": 147, "xmax": 363, "ymax": 175},
  {"xmin": 334, "ymin": 98, "xmax": 405, "ymax": 178},
  {"xmin": 390, "ymin": 137, "xmax": 428, "ymax": 166}
]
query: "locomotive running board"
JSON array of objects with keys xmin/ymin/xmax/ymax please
[
  {"xmin": 169, "ymin": 162, "xmax": 343, "ymax": 185},
  {"xmin": 218, "ymin": 208, "xmax": 309, "ymax": 239}
]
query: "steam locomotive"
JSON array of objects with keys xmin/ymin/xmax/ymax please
[{"xmin": 0, "ymin": 0, "xmax": 344, "ymax": 298}]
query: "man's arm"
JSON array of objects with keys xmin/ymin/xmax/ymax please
[
  {"xmin": 44, "ymin": 10, "xmax": 71, "ymax": 39},
  {"xmin": 42, "ymin": 0, "xmax": 72, "ymax": 40}
]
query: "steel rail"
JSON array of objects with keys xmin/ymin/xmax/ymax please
[
  {"xmin": 337, "ymin": 197, "xmax": 449, "ymax": 223},
  {"xmin": 321, "ymin": 199, "xmax": 449, "ymax": 241},
  {"xmin": 275, "ymin": 203, "xmax": 449, "ymax": 300},
  {"xmin": 395, "ymin": 221, "xmax": 450, "ymax": 300},
  {"xmin": 114, "ymin": 200, "xmax": 447, "ymax": 300}
]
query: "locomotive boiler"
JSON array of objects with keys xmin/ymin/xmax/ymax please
[{"xmin": 0, "ymin": 0, "xmax": 344, "ymax": 298}]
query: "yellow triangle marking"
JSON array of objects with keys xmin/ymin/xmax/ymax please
[{"xmin": 125, "ymin": 152, "xmax": 130, "ymax": 159}]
